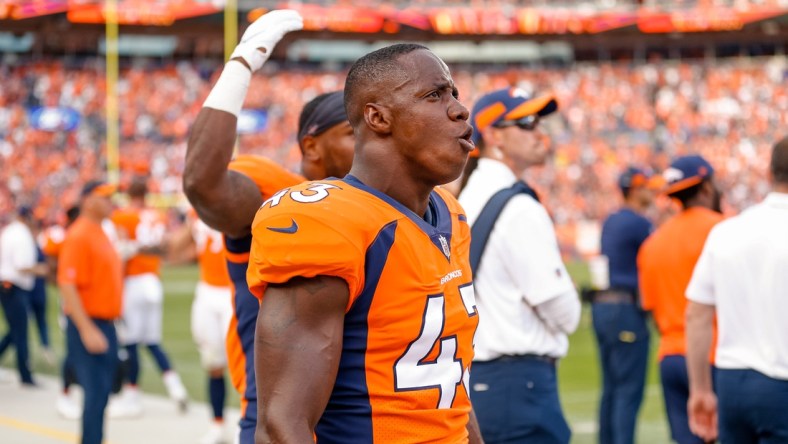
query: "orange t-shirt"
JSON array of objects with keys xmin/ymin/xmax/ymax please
[
  {"xmin": 111, "ymin": 207, "xmax": 164, "ymax": 276},
  {"xmin": 57, "ymin": 218, "xmax": 124, "ymax": 320},
  {"xmin": 192, "ymin": 218, "xmax": 230, "ymax": 287},
  {"xmin": 638, "ymin": 207, "xmax": 723, "ymax": 360}
]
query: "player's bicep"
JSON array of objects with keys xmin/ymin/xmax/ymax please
[
  {"xmin": 254, "ymin": 275, "xmax": 349, "ymax": 435},
  {"xmin": 191, "ymin": 170, "xmax": 262, "ymax": 239}
]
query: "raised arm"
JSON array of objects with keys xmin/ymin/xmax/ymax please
[
  {"xmin": 254, "ymin": 275, "xmax": 349, "ymax": 443},
  {"xmin": 183, "ymin": 10, "xmax": 303, "ymax": 239},
  {"xmin": 184, "ymin": 109, "xmax": 260, "ymax": 238}
]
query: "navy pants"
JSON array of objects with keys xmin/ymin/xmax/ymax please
[
  {"xmin": 660, "ymin": 355, "xmax": 704, "ymax": 444},
  {"xmin": 0, "ymin": 284, "xmax": 34, "ymax": 384},
  {"xmin": 592, "ymin": 302, "xmax": 650, "ymax": 444},
  {"xmin": 29, "ymin": 278, "xmax": 49, "ymax": 348},
  {"xmin": 717, "ymin": 368, "xmax": 788, "ymax": 443},
  {"xmin": 67, "ymin": 319, "xmax": 118, "ymax": 444},
  {"xmin": 471, "ymin": 355, "xmax": 571, "ymax": 444}
]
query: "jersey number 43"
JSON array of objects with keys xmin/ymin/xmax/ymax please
[{"xmin": 394, "ymin": 284, "xmax": 477, "ymax": 409}]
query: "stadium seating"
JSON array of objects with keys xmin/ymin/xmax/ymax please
[{"xmin": 1, "ymin": 56, "xmax": 785, "ymax": 255}]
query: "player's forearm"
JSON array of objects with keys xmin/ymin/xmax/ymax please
[
  {"xmin": 686, "ymin": 301, "xmax": 715, "ymax": 393},
  {"xmin": 185, "ymin": 100, "xmax": 265, "ymax": 238},
  {"xmin": 535, "ymin": 289, "xmax": 582, "ymax": 335},
  {"xmin": 19, "ymin": 263, "xmax": 48, "ymax": 277},
  {"xmin": 184, "ymin": 108, "xmax": 243, "ymax": 229},
  {"xmin": 137, "ymin": 244, "xmax": 167, "ymax": 256},
  {"xmin": 46, "ymin": 257, "xmax": 59, "ymax": 282},
  {"xmin": 466, "ymin": 408, "xmax": 485, "ymax": 444}
]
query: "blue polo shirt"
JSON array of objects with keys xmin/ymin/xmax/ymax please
[{"xmin": 600, "ymin": 208, "xmax": 653, "ymax": 292}]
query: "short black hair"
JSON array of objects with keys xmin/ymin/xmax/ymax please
[
  {"xmin": 670, "ymin": 180, "xmax": 704, "ymax": 208},
  {"xmin": 344, "ymin": 43, "xmax": 428, "ymax": 126},
  {"xmin": 771, "ymin": 136, "xmax": 788, "ymax": 185}
]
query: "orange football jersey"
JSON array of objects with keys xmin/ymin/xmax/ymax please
[
  {"xmin": 192, "ymin": 218, "xmax": 230, "ymax": 288},
  {"xmin": 247, "ymin": 176, "xmax": 479, "ymax": 442},
  {"xmin": 111, "ymin": 207, "xmax": 165, "ymax": 276},
  {"xmin": 224, "ymin": 155, "xmax": 304, "ymax": 425}
]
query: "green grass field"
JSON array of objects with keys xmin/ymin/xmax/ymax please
[{"xmin": 8, "ymin": 263, "xmax": 670, "ymax": 443}]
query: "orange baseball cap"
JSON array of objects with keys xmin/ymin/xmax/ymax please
[
  {"xmin": 662, "ymin": 155, "xmax": 714, "ymax": 196},
  {"xmin": 470, "ymin": 87, "xmax": 558, "ymax": 146},
  {"xmin": 81, "ymin": 180, "xmax": 116, "ymax": 198}
]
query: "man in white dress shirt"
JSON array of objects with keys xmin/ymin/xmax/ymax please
[
  {"xmin": 686, "ymin": 136, "xmax": 788, "ymax": 443},
  {"xmin": 459, "ymin": 87, "xmax": 581, "ymax": 443},
  {"xmin": 0, "ymin": 206, "xmax": 39, "ymax": 386}
]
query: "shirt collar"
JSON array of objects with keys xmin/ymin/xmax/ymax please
[
  {"xmin": 475, "ymin": 158, "xmax": 518, "ymax": 189},
  {"xmin": 764, "ymin": 192, "xmax": 788, "ymax": 209}
]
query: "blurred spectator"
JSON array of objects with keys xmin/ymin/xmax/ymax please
[
  {"xmin": 590, "ymin": 167, "xmax": 657, "ymax": 444},
  {"xmin": 28, "ymin": 220, "xmax": 55, "ymax": 366},
  {"xmin": 57, "ymin": 180, "xmax": 123, "ymax": 444},
  {"xmin": 0, "ymin": 205, "xmax": 39, "ymax": 386},
  {"xmin": 460, "ymin": 87, "xmax": 580, "ymax": 443},
  {"xmin": 637, "ymin": 155, "xmax": 724, "ymax": 444},
  {"xmin": 685, "ymin": 136, "xmax": 788, "ymax": 443}
]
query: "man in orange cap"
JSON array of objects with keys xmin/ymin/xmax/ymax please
[
  {"xmin": 638, "ymin": 155, "xmax": 723, "ymax": 444},
  {"xmin": 459, "ymin": 87, "xmax": 579, "ymax": 443},
  {"xmin": 58, "ymin": 180, "xmax": 124, "ymax": 444}
]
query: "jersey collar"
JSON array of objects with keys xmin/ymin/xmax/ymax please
[{"xmin": 343, "ymin": 175, "xmax": 454, "ymax": 262}]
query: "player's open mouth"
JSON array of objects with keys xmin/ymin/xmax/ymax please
[{"xmin": 459, "ymin": 127, "xmax": 474, "ymax": 152}]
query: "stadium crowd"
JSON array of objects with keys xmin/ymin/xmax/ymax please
[{"xmin": 0, "ymin": 55, "xmax": 785, "ymax": 255}]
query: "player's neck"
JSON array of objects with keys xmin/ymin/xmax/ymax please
[
  {"xmin": 772, "ymin": 182, "xmax": 788, "ymax": 194},
  {"xmin": 624, "ymin": 198, "xmax": 647, "ymax": 214},
  {"xmin": 81, "ymin": 212, "xmax": 105, "ymax": 225},
  {"xmin": 349, "ymin": 165, "xmax": 432, "ymax": 217}
]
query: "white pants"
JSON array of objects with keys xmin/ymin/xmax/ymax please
[
  {"xmin": 190, "ymin": 282, "xmax": 233, "ymax": 370},
  {"xmin": 120, "ymin": 273, "xmax": 163, "ymax": 345}
]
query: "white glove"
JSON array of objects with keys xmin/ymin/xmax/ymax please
[{"xmin": 230, "ymin": 9, "xmax": 303, "ymax": 72}]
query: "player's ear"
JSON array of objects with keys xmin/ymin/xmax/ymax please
[
  {"xmin": 700, "ymin": 178, "xmax": 714, "ymax": 195},
  {"xmin": 300, "ymin": 135, "xmax": 320, "ymax": 162},
  {"xmin": 364, "ymin": 102, "xmax": 392, "ymax": 135}
]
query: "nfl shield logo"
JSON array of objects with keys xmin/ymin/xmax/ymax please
[{"xmin": 439, "ymin": 235, "xmax": 451, "ymax": 261}]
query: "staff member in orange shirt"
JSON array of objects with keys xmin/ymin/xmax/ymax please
[
  {"xmin": 637, "ymin": 155, "xmax": 723, "ymax": 444},
  {"xmin": 58, "ymin": 181, "xmax": 123, "ymax": 444}
]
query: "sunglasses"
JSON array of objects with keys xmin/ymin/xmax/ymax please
[{"xmin": 493, "ymin": 114, "xmax": 540, "ymax": 131}]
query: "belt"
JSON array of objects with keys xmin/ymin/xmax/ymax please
[
  {"xmin": 494, "ymin": 354, "xmax": 557, "ymax": 366},
  {"xmin": 593, "ymin": 289, "xmax": 636, "ymax": 304}
]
